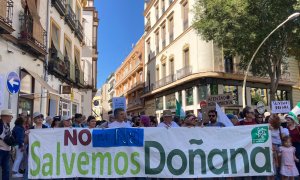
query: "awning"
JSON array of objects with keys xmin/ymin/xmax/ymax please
[{"xmin": 23, "ymin": 68, "xmax": 58, "ymax": 94}]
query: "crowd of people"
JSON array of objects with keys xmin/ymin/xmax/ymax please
[{"xmin": 0, "ymin": 105, "xmax": 300, "ymax": 180}]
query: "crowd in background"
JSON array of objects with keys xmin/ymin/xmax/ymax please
[{"xmin": 1, "ymin": 105, "xmax": 300, "ymax": 180}]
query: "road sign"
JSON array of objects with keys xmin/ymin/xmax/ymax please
[
  {"xmin": 6, "ymin": 72, "xmax": 20, "ymax": 94},
  {"xmin": 200, "ymin": 101, "xmax": 207, "ymax": 108},
  {"xmin": 207, "ymin": 94, "xmax": 233, "ymax": 107},
  {"xmin": 256, "ymin": 101, "xmax": 265, "ymax": 114}
]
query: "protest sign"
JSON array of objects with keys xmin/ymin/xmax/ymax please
[
  {"xmin": 29, "ymin": 125, "xmax": 273, "ymax": 179},
  {"xmin": 207, "ymin": 94, "xmax": 233, "ymax": 107},
  {"xmin": 112, "ymin": 97, "xmax": 126, "ymax": 112},
  {"xmin": 271, "ymin": 101, "xmax": 290, "ymax": 114}
]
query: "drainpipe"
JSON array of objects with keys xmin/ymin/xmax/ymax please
[{"xmin": 40, "ymin": 0, "xmax": 51, "ymax": 114}]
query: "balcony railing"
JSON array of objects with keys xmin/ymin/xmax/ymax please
[
  {"xmin": 0, "ymin": 0, "xmax": 13, "ymax": 34},
  {"xmin": 144, "ymin": 84, "xmax": 154, "ymax": 94},
  {"xmin": 165, "ymin": 74, "xmax": 176, "ymax": 85},
  {"xmin": 154, "ymin": 74, "xmax": 176, "ymax": 89},
  {"xmin": 19, "ymin": 13, "xmax": 47, "ymax": 56},
  {"xmin": 51, "ymin": 0, "xmax": 66, "ymax": 17},
  {"xmin": 75, "ymin": 20, "xmax": 83, "ymax": 42},
  {"xmin": 128, "ymin": 98, "xmax": 144, "ymax": 109},
  {"xmin": 48, "ymin": 48, "xmax": 66, "ymax": 77},
  {"xmin": 177, "ymin": 66, "xmax": 192, "ymax": 80},
  {"xmin": 65, "ymin": 4, "xmax": 76, "ymax": 31}
]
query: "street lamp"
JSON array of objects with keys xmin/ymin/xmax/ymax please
[{"xmin": 242, "ymin": 12, "xmax": 300, "ymax": 108}]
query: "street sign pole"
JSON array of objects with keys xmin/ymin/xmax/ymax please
[{"xmin": 8, "ymin": 93, "xmax": 11, "ymax": 109}]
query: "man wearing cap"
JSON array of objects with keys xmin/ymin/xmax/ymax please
[
  {"xmin": 31, "ymin": 112, "xmax": 48, "ymax": 129},
  {"xmin": 62, "ymin": 115, "xmax": 72, "ymax": 128},
  {"xmin": 72, "ymin": 113, "xmax": 83, "ymax": 128},
  {"xmin": 0, "ymin": 109, "xmax": 14, "ymax": 180},
  {"xmin": 158, "ymin": 110, "xmax": 179, "ymax": 128},
  {"xmin": 108, "ymin": 108, "xmax": 131, "ymax": 128}
]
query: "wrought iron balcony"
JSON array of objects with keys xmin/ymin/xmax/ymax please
[
  {"xmin": 65, "ymin": 4, "xmax": 76, "ymax": 31},
  {"xmin": 75, "ymin": 20, "xmax": 83, "ymax": 42},
  {"xmin": 177, "ymin": 66, "xmax": 192, "ymax": 80},
  {"xmin": 144, "ymin": 84, "xmax": 154, "ymax": 94},
  {"xmin": 51, "ymin": 0, "xmax": 66, "ymax": 17},
  {"xmin": 0, "ymin": 0, "xmax": 14, "ymax": 34},
  {"xmin": 165, "ymin": 74, "xmax": 176, "ymax": 85},
  {"xmin": 19, "ymin": 13, "xmax": 47, "ymax": 56},
  {"xmin": 48, "ymin": 48, "xmax": 66, "ymax": 77},
  {"xmin": 128, "ymin": 98, "xmax": 144, "ymax": 109}
]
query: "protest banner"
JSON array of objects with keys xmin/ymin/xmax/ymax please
[
  {"xmin": 29, "ymin": 125, "xmax": 273, "ymax": 179},
  {"xmin": 271, "ymin": 100, "xmax": 290, "ymax": 114},
  {"xmin": 207, "ymin": 94, "xmax": 233, "ymax": 107},
  {"xmin": 112, "ymin": 97, "xmax": 126, "ymax": 112}
]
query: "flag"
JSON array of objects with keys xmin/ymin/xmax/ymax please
[
  {"xmin": 215, "ymin": 103, "xmax": 233, "ymax": 127},
  {"xmin": 176, "ymin": 99, "xmax": 185, "ymax": 118},
  {"xmin": 289, "ymin": 102, "xmax": 300, "ymax": 124}
]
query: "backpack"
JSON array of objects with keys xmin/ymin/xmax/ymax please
[{"xmin": 0, "ymin": 122, "xmax": 17, "ymax": 146}]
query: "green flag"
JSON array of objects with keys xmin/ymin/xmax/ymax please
[{"xmin": 176, "ymin": 99, "xmax": 185, "ymax": 118}]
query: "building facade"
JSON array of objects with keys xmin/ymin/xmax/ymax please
[
  {"xmin": 106, "ymin": 73, "xmax": 115, "ymax": 112},
  {"xmin": 115, "ymin": 37, "xmax": 145, "ymax": 115},
  {"xmin": 142, "ymin": 0, "xmax": 295, "ymax": 118},
  {"xmin": 0, "ymin": 0, "xmax": 98, "ymax": 122}
]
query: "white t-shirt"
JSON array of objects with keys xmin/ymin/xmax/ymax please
[
  {"xmin": 271, "ymin": 127, "xmax": 289, "ymax": 145},
  {"xmin": 157, "ymin": 121, "xmax": 179, "ymax": 128},
  {"xmin": 108, "ymin": 121, "xmax": 132, "ymax": 128}
]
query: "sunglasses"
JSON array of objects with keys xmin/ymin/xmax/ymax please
[{"xmin": 208, "ymin": 115, "xmax": 216, "ymax": 117}]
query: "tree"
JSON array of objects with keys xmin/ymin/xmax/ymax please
[{"xmin": 193, "ymin": 0, "xmax": 300, "ymax": 102}]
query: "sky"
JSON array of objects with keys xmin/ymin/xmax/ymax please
[{"xmin": 95, "ymin": 0, "xmax": 145, "ymax": 88}]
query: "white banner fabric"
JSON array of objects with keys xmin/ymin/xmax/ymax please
[{"xmin": 29, "ymin": 125, "xmax": 273, "ymax": 179}]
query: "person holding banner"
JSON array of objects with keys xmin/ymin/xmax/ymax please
[
  {"xmin": 158, "ymin": 110, "xmax": 179, "ymax": 128},
  {"xmin": 108, "ymin": 108, "xmax": 131, "ymax": 128}
]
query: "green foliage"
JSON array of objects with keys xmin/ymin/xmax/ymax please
[{"xmin": 193, "ymin": 0, "xmax": 300, "ymax": 100}]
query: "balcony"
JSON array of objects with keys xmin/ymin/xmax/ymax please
[
  {"xmin": 128, "ymin": 98, "xmax": 144, "ymax": 110},
  {"xmin": 75, "ymin": 20, "xmax": 83, "ymax": 42},
  {"xmin": 51, "ymin": 0, "xmax": 66, "ymax": 17},
  {"xmin": 177, "ymin": 66, "xmax": 192, "ymax": 80},
  {"xmin": 63, "ymin": 56, "xmax": 76, "ymax": 83},
  {"xmin": 65, "ymin": 4, "xmax": 76, "ymax": 31},
  {"xmin": 165, "ymin": 74, "xmax": 176, "ymax": 85},
  {"xmin": 108, "ymin": 85, "xmax": 114, "ymax": 92},
  {"xmin": 48, "ymin": 48, "xmax": 66, "ymax": 77},
  {"xmin": 0, "ymin": 0, "xmax": 14, "ymax": 34},
  {"xmin": 144, "ymin": 84, "xmax": 154, "ymax": 94},
  {"xmin": 154, "ymin": 74, "xmax": 175, "ymax": 89},
  {"xmin": 145, "ymin": 20, "xmax": 151, "ymax": 32},
  {"xmin": 19, "ymin": 13, "xmax": 47, "ymax": 56}
]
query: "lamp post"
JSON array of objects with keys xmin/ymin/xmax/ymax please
[{"xmin": 242, "ymin": 12, "xmax": 300, "ymax": 108}]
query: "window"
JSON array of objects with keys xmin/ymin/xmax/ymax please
[
  {"xmin": 170, "ymin": 58, "xmax": 174, "ymax": 75},
  {"xmin": 166, "ymin": 93, "xmax": 176, "ymax": 109},
  {"xmin": 156, "ymin": 67, "xmax": 160, "ymax": 81},
  {"xmin": 182, "ymin": 1, "xmax": 189, "ymax": 30},
  {"xmin": 64, "ymin": 37, "xmax": 72, "ymax": 57},
  {"xmin": 155, "ymin": 4, "xmax": 159, "ymax": 20},
  {"xmin": 161, "ymin": 25, "xmax": 166, "ymax": 48},
  {"xmin": 169, "ymin": 17, "xmax": 174, "ymax": 42},
  {"xmin": 183, "ymin": 48, "xmax": 189, "ymax": 67},
  {"xmin": 169, "ymin": 0, "xmax": 173, "ymax": 5},
  {"xmin": 198, "ymin": 85, "xmax": 207, "ymax": 101},
  {"xmin": 186, "ymin": 87, "xmax": 194, "ymax": 106},
  {"xmin": 210, "ymin": 84, "xmax": 218, "ymax": 95},
  {"xmin": 147, "ymin": 40, "xmax": 151, "ymax": 61},
  {"xmin": 162, "ymin": 63, "xmax": 166, "ymax": 78},
  {"xmin": 223, "ymin": 85, "xmax": 238, "ymax": 105},
  {"xmin": 275, "ymin": 90, "xmax": 289, "ymax": 101},
  {"xmin": 224, "ymin": 55, "xmax": 234, "ymax": 73},
  {"xmin": 155, "ymin": 97, "xmax": 163, "ymax": 110},
  {"xmin": 72, "ymin": 104, "xmax": 78, "ymax": 116},
  {"xmin": 20, "ymin": 71, "xmax": 34, "ymax": 94},
  {"xmin": 161, "ymin": 0, "xmax": 165, "ymax": 14},
  {"xmin": 250, "ymin": 88, "xmax": 268, "ymax": 105},
  {"xmin": 155, "ymin": 30, "xmax": 159, "ymax": 54},
  {"xmin": 139, "ymin": 72, "xmax": 143, "ymax": 82},
  {"xmin": 51, "ymin": 21, "xmax": 60, "ymax": 49}
]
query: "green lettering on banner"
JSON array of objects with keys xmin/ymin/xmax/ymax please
[
  {"xmin": 42, "ymin": 154, "xmax": 53, "ymax": 176},
  {"xmin": 130, "ymin": 152, "xmax": 140, "ymax": 175},
  {"xmin": 78, "ymin": 152, "xmax": 89, "ymax": 175},
  {"xmin": 30, "ymin": 141, "xmax": 41, "ymax": 176},
  {"xmin": 56, "ymin": 142, "xmax": 60, "ymax": 176},
  {"xmin": 167, "ymin": 149, "xmax": 187, "ymax": 175},
  {"xmin": 189, "ymin": 149, "xmax": 206, "ymax": 174},
  {"xmin": 92, "ymin": 152, "xmax": 112, "ymax": 175},
  {"xmin": 207, "ymin": 149, "xmax": 229, "ymax": 175},
  {"xmin": 62, "ymin": 153, "xmax": 76, "ymax": 175},
  {"xmin": 114, "ymin": 152, "xmax": 128, "ymax": 175},
  {"xmin": 145, "ymin": 141, "xmax": 165, "ymax": 174},
  {"xmin": 230, "ymin": 148, "xmax": 249, "ymax": 174},
  {"xmin": 250, "ymin": 147, "xmax": 272, "ymax": 173}
]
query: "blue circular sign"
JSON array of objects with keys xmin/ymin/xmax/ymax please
[{"xmin": 6, "ymin": 72, "xmax": 21, "ymax": 94}]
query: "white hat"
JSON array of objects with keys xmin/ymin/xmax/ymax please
[
  {"xmin": 62, "ymin": 115, "xmax": 71, "ymax": 121},
  {"xmin": 33, "ymin": 112, "xmax": 42, "ymax": 119},
  {"xmin": 0, "ymin": 109, "xmax": 13, "ymax": 116}
]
